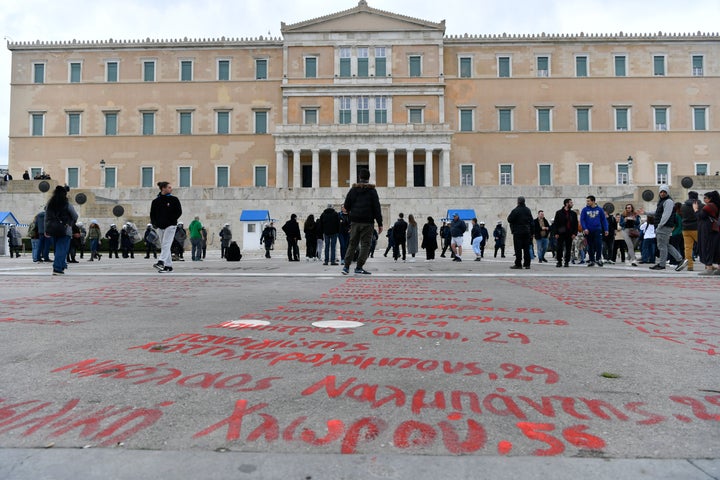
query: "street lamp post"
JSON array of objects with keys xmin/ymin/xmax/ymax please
[
  {"xmin": 627, "ymin": 156, "xmax": 633, "ymax": 185},
  {"xmin": 100, "ymin": 159, "xmax": 106, "ymax": 187}
]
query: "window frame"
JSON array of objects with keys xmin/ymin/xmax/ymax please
[
  {"xmin": 303, "ymin": 107, "xmax": 318, "ymax": 125},
  {"xmin": 141, "ymin": 111, "xmax": 155, "ymax": 135},
  {"xmin": 616, "ymin": 163, "xmax": 629, "ymax": 185},
  {"xmin": 357, "ymin": 48, "xmax": 369, "ymax": 78},
  {"xmin": 653, "ymin": 54, "xmax": 666, "ymax": 76},
  {"xmin": 575, "ymin": 55, "xmax": 588, "ymax": 77},
  {"xmin": 104, "ymin": 166, "xmax": 117, "ymax": 188},
  {"xmin": 67, "ymin": 112, "xmax": 82, "ymax": 136},
  {"xmin": 67, "ymin": 167, "xmax": 80, "ymax": 189},
  {"xmin": 692, "ymin": 54, "xmax": 704, "ymax": 76},
  {"xmin": 106, "ymin": 60, "xmax": 119, "ymax": 82},
  {"xmin": 655, "ymin": 163, "xmax": 670, "ymax": 185},
  {"xmin": 255, "ymin": 58, "xmax": 268, "ymax": 80},
  {"xmin": 178, "ymin": 166, "xmax": 192, "ymax": 188},
  {"xmin": 179, "ymin": 110, "xmax": 193, "ymax": 135},
  {"xmin": 459, "ymin": 56, "xmax": 472, "ymax": 78},
  {"xmin": 216, "ymin": 166, "xmax": 230, "ymax": 188},
  {"xmin": 536, "ymin": 107, "xmax": 552, "ymax": 132},
  {"xmin": 538, "ymin": 164, "xmax": 552, "ymax": 186},
  {"xmin": 614, "ymin": 107, "xmax": 631, "ymax": 131},
  {"xmin": 409, "ymin": 55, "xmax": 422, "ymax": 77},
  {"xmin": 460, "ymin": 164, "xmax": 474, "ymax": 186},
  {"xmin": 216, "ymin": 110, "xmax": 230, "ymax": 134},
  {"xmin": 576, "ymin": 107, "xmax": 591, "ymax": 131},
  {"xmin": 375, "ymin": 47, "xmax": 387, "ymax": 77},
  {"xmin": 497, "ymin": 55, "xmax": 511, "ymax": 78},
  {"xmin": 254, "ymin": 110, "xmax": 269, "ymax": 134},
  {"xmin": 536, "ymin": 55, "xmax": 550, "ymax": 77},
  {"xmin": 577, "ymin": 163, "xmax": 592, "ymax": 186},
  {"xmin": 33, "ymin": 62, "xmax": 46, "ymax": 84},
  {"xmin": 141, "ymin": 167, "xmax": 154, "ymax": 188},
  {"xmin": 180, "ymin": 60, "xmax": 193, "ymax": 81},
  {"xmin": 408, "ymin": 107, "xmax": 424, "ymax": 124},
  {"xmin": 217, "ymin": 59, "xmax": 231, "ymax": 81},
  {"xmin": 459, "ymin": 108, "xmax": 474, "ymax": 132},
  {"xmin": 692, "ymin": 106, "xmax": 707, "ymax": 131},
  {"xmin": 304, "ymin": 56, "xmax": 318, "ymax": 79},
  {"xmin": 375, "ymin": 96, "xmax": 388, "ymax": 124},
  {"xmin": 339, "ymin": 47, "xmax": 351, "ymax": 78},
  {"xmin": 143, "ymin": 60, "xmax": 156, "ymax": 82},
  {"xmin": 694, "ymin": 163, "xmax": 709, "ymax": 176},
  {"xmin": 613, "ymin": 54, "xmax": 627, "ymax": 77},
  {"xmin": 30, "ymin": 112, "xmax": 45, "ymax": 136},
  {"xmin": 254, "ymin": 165, "xmax": 268, "ymax": 187},
  {"xmin": 499, "ymin": 164, "xmax": 513, "ymax": 186},
  {"xmin": 498, "ymin": 107, "xmax": 513, "ymax": 132},
  {"xmin": 104, "ymin": 111, "xmax": 118, "ymax": 136},
  {"xmin": 653, "ymin": 106, "xmax": 669, "ymax": 131},
  {"xmin": 357, "ymin": 96, "xmax": 369, "ymax": 124},
  {"xmin": 339, "ymin": 96, "xmax": 352, "ymax": 124},
  {"xmin": 69, "ymin": 61, "xmax": 82, "ymax": 83}
]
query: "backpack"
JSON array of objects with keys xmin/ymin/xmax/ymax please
[{"xmin": 45, "ymin": 207, "xmax": 71, "ymax": 237}]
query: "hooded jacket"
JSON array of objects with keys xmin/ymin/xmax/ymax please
[
  {"xmin": 150, "ymin": 193, "xmax": 182, "ymax": 229},
  {"xmin": 343, "ymin": 182, "xmax": 383, "ymax": 227}
]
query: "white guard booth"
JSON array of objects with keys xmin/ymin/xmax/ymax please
[
  {"xmin": 0, "ymin": 211, "xmax": 27, "ymax": 256},
  {"xmin": 239, "ymin": 210, "xmax": 271, "ymax": 250}
]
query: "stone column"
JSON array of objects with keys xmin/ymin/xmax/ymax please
[
  {"xmin": 275, "ymin": 150, "xmax": 286, "ymax": 188},
  {"xmin": 293, "ymin": 149, "xmax": 301, "ymax": 188},
  {"xmin": 368, "ymin": 150, "xmax": 377, "ymax": 184},
  {"xmin": 312, "ymin": 149, "xmax": 320, "ymax": 188},
  {"xmin": 349, "ymin": 149, "xmax": 357, "ymax": 185},
  {"xmin": 387, "ymin": 149, "xmax": 395, "ymax": 188},
  {"xmin": 406, "ymin": 148, "xmax": 414, "ymax": 187},
  {"xmin": 331, "ymin": 150, "xmax": 338, "ymax": 188},
  {"xmin": 425, "ymin": 149, "xmax": 433, "ymax": 187},
  {"xmin": 442, "ymin": 148, "xmax": 451, "ymax": 187}
]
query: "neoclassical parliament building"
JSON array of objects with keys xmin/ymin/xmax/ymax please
[{"xmin": 5, "ymin": 1, "xmax": 719, "ymax": 203}]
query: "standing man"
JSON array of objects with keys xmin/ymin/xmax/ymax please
[
  {"xmin": 392, "ymin": 213, "xmax": 408, "ymax": 262},
  {"xmin": 470, "ymin": 218, "xmax": 483, "ymax": 261},
  {"xmin": 478, "ymin": 221, "xmax": 489, "ymax": 258},
  {"xmin": 507, "ymin": 196, "xmax": 533, "ymax": 269},
  {"xmin": 533, "ymin": 210, "xmax": 551, "ymax": 263},
  {"xmin": 449, "ymin": 213, "xmax": 467, "ymax": 261},
  {"xmin": 219, "ymin": 223, "xmax": 232, "ymax": 259},
  {"xmin": 651, "ymin": 185, "xmax": 688, "ymax": 271},
  {"xmin": 150, "ymin": 181, "xmax": 182, "ymax": 273},
  {"xmin": 282, "ymin": 214, "xmax": 301, "ymax": 261},
  {"xmin": 319, "ymin": 204, "xmax": 340, "ymax": 265},
  {"xmin": 580, "ymin": 195, "xmax": 609, "ymax": 267},
  {"xmin": 553, "ymin": 199, "xmax": 578, "ymax": 268},
  {"xmin": 342, "ymin": 168, "xmax": 383, "ymax": 275},
  {"xmin": 188, "ymin": 216, "xmax": 204, "ymax": 261},
  {"xmin": 680, "ymin": 191, "xmax": 702, "ymax": 271}
]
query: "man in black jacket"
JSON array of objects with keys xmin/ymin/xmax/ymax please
[
  {"xmin": 392, "ymin": 213, "xmax": 408, "ymax": 261},
  {"xmin": 552, "ymin": 198, "xmax": 578, "ymax": 268},
  {"xmin": 150, "ymin": 181, "xmax": 182, "ymax": 273},
  {"xmin": 342, "ymin": 168, "xmax": 383, "ymax": 275},
  {"xmin": 282, "ymin": 214, "xmax": 301, "ymax": 261},
  {"xmin": 319, "ymin": 204, "xmax": 340, "ymax": 265},
  {"xmin": 507, "ymin": 196, "xmax": 534, "ymax": 269}
]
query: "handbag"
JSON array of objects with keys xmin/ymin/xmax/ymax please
[{"xmin": 629, "ymin": 229, "xmax": 640, "ymax": 238}]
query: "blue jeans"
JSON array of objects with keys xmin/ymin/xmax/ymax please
[
  {"xmin": 586, "ymin": 230, "xmax": 603, "ymax": 262},
  {"xmin": 191, "ymin": 237, "xmax": 202, "ymax": 260},
  {"xmin": 536, "ymin": 237, "xmax": 549, "ymax": 260},
  {"xmin": 39, "ymin": 235, "xmax": 52, "ymax": 261},
  {"xmin": 324, "ymin": 234, "xmax": 338, "ymax": 263},
  {"xmin": 52, "ymin": 235, "xmax": 70, "ymax": 273},
  {"xmin": 31, "ymin": 238, "xmax": 40, "ymax": 261},
  {"xmin": 641, "ymin": 238, "xmax": 656, "ymax": 263}
]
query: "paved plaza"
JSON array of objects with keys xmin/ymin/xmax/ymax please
[{"xmin": 0, "ymin": 251, "xmax": 718, "ymax": 479}]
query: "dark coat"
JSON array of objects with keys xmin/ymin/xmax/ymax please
[
  {"xmin": 552, "ymin": 207, "xmax": 579, "ymax": 236},
  {"xmin": 507, "ymin": 204, "xmax": 534, "ymax": 235},
  {"xmin": 282, "ymin": 218, "xmax": 301, "ymax": 241},
  {"xmin": 343, "ymin": 182, "xmax": 383, "ymax": 227},
  {"xmin": 150, "ymin": 193, "xmax": 182, "ymax": 229},
  {"xmin": 319, "ymin": 208, "xmax": 340, "ymax": 235}
]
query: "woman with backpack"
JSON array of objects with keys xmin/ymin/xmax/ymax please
[{"xmin": 44, "ymin": 185, "xmax": 78, "ymax": 275}]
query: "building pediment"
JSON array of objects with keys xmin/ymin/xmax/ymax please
[{"xmin": 281, "ymin": 1, "xmax": 445, "ymax": 35}]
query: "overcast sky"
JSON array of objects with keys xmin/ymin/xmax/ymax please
[{"xmin": 1, "ymin": 0, "xmax": 718, "ymax": 168}]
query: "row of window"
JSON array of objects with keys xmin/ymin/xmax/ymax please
[
  {"xmin": 30, "ymin": 51, "xmax": 708, "ymax": 84},
  {"xmin": 28, "ymin": 103, "xmax": 710, "ymax": 136}
]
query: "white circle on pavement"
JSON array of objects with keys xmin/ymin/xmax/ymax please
[
  {"xmin": 225, "ymin": 319, "xmax": 270, "ymax": 327},
  {"xmin": 312, "ymin": 320, "xmax": 364, "ymax": 329}
]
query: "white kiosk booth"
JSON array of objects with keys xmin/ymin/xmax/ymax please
[
  {"xmin": 239, "ymin": 210, "xmax": 271, "ymax": 250},
  {"xmin": 0, "ymin": 211, "xmax": 26, "ymax": 256}
]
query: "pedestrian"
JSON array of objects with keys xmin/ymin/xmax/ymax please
[
  {"xmin": 612, "ymin": 214, "xmax": 627, "ymax": 263},
  {"xmin": 421, "ymin": 216, "xmax": 438, "ymax": 260},
  {"xmin": 86, "ymin": 220, "xmax": 102, "ymax": 261},
  {"xmin": 282, "ymin": 214, "xmax": 301, "ymax": 261},
  {"xmin": 143, "ymin": 224, "xmax": 159, "ymax": 259},
  {"xmin": 470, "ymin": 218, "xmax": 483, "ymax": 261},
  {"xmin": 201, "ymin": 226, "xmax": 208, "ymax": 259},
  {"xmin": 449, "ymin": 213, "xmax": 467, "ymax": 261},
  {"xmin": 67, "ymin": 223, "xmax": 81, "ymax": 262},
  {"xmin": 383, "ymin": 226, "xmax": 394, "ymax": 257},
  {"xmin": 439, "ymin": 221, "xmax": 451, "ymax": 258},
  {"xmin": 478, "ymin": 221, "xmax": 489, "ymax": 258},
  {"xmin": 219, "ymin": 223, "xmax": 232, "ymax": 259},
  {"xmin": 188, "ymin": 216, "xmax": 204, "ymax": 261},
  {"xmin": 76, "ymin": 221, "xmax": 86, "ymax": 259},
  {"xmin": 120, "ymin": 224, "xmax": 135, "ymax": 259},
  {"xmin": 406, "ymin": 214, "xmax": 418, "ymax": 262},
  {"xmin": 392, "ymin": 213, "xmax": 408, "ymax": 262},
  {"xmin": 493, "ymin": 221, "xmax": 506, "ymax": 258},
  {"xmin": 23, "ymin": 170, "xmax": 30, "ymax": 180},
  {"xmin": 303, "ymin": 214, "xmax": 317, "ymax": 261},
  {"xmin": 650, "ymin": 185, "xmax": 688, "ymax": 271},
  {"xmin": 693, "ymin": 190, "xmax": 720, "ymax": 275},
  {"xmin": 6, "ymin": 224, "xmax": 22, "ymax": 258},
  {"xmin": 619, "ymin": 204, "xmax": 641, "ymax": 267},
  {"xmin": 341, "ymin": 168, "xmax": 383, "ymax": 275},
  {"xmin": 2, "ymin": 172, "xmax": 12, "ymax": 181},
  {"xmin": 338, "ymin": 208, "xmax": 350, "ymax": 262},
  {"xmin": 319, "ymin": 204, "xmax": 340, "ymax": 265},
  {"xmin": 28, "ymin": 216, "xmax": 40, "ymax": 262},
  {"xmin": 44, "ymin": 185, "xmax": 78, "ymax": 275},
  {"xmin": 580, "ymin": 195, "xmax": 609, "ymax": 267},
  {"xmin": 552, "ymin": 199, "xmax": 578, "ymax": 268},
  {"xmin": 226, "ymin": 241, "xmax": 242, "ymax": 261},
  {"xmin": 261, "ymin": 222, "xmax": 275, "ymax": 258},
  {"xmin": 668, "ymin": 202, "xmax": 684, "ymax": 266},
  {"xmin": 533, "ymin": 210, "xmax": 550, "ymax": 263},
  {"xmin": 507, "ymin": 196, "xmax": 533, "ymax": 269},
  {"xmin": 105, "ymin": 224, "xmax": 120, "ymax": 258},
  {"xmin": 173, "ymin": 222, "xmax": 187, "ymax": 261},
  {"xmin": 149, "ymin": 181, "xmax": 182, "ymax": 273},
  {"xmin": 680, "ymin": 192, "xmax": 701, "ymax": 271},
  {"xmin": 35, "ymin": 210, "xmax": 52, "ymax": 262},
  {"xmin": 602, "ymin": 208, "xmax": 617, "ymax": 264},
  {"xmin": 314, "ymin": 216, "xmax": 324, "ymax": 260}
]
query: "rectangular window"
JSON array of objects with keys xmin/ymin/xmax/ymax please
[
  {"xmin": 375, "ymin": 96, "xmax": 387, "ymax": 124},
  {"xmin": 654, "ymin": 107, "xmax": 668, "ymax": 131},
  {"xmin": 459, "ymin": 57, "xmax": 472, "ymax": 78},
  {"xmin": 105, "ymin": 112, "xmax": 118, "ymax": 135},
  {"xmin": 617, "ymin": 164, "xmax": 629, "ymax": 185},
  {"xmin": 256, "ymin": 59, "xmax": 267, "ymax": 80},
  {"xmin": 255, "ymin": 166, "xmax": 267, "ymax": 187},
  {"xmin": 67, "ymin": 168, "xmax": 79, "ymax": 189},
  {"xmin": 498, "ymin": 108, "xmax": 512, "ymax": 132},
  {"xmin": 500, "ymin": 164, "xmax": 513, "ymax": 185},
  {"xmin": 254, "ymin": 111, "xmax": 268, "ymax": 134},
  {"xmin": 653, "ymin": 55, "xmax": 665, "ymax": 76},
  {"xmin": 70, "ymin": 62, "xmax": 81, "ymax": 83},
  {"xmin": 218, "ymin": 60, "xmax": 230, "ymax": 81},
  {"xmin": 578, "ymin": 164, "xmax": 591, "ymax": 185},
  {"xmin": 357, "ymin": 96, "xmax": 369, "ymax": 124},
  {"xmin": 143, "ymin": 61, "xmax": 155, "ymax": 82},
  {"xmin": 656, "ymin": 164, "xmax": 669, "ymax": 184},
  {"xmin": 304, "ymin": 109, "xmax": 318, "ymax": 125},
  {"xmin": 537, "ymin": 108, "xmax": 551, "ymax": 132},
  {"xmin": 460, "ymin": 164, "xmax": 473, "ymax": 186},
  {"xmin": 615, "ymin": 108, "xmax": 629, "ymax": 131},
  {"xmin": 217, "ymin": 111, "xmax": 230, "ymax": 134},
  {"xmin": 180, "ymin": 60, "xmax": 193, "ymax": 81},
  {"xmin": 409, "ymin": 56, "xmax": 421, "ymax": 77},
  {"xmin": 179, "ymin": 167, "xmax": 191, "ymax": 187},
  {"xmin": 33, "ymin": 63, "xmax": 45, "ymax": 83},
  {"xmin": 576, "ymin": 108, "xmax": 590, "ymax": 131},
  {"xmin": 498, "ymin": 56, "xmax": 510, "ymax": 78},
  {"xmin": 142, "ymin": 112, "xmax": 155, "ymax": 135},
  {"xmin": 539, "ymin": 164, "xmax": 552, "ymax": 186},
  {"xmin": 339, "ymin": 48, "xmax": 351, "ymax": 77},
  {"xmin": 695, "ymin": 163, "xmax": 708, "ymax": 176},
  {"xmin": 375, "ymin": 47, "xmax": 386, "ymax": 77},
  {"xmin": 614, "ymin": 55, "xmax": 626, "ymax": 77},
  {"xmin": 576, "ymin": 56, "xmax": 588, "ymax": 77},
  {"xmin": 30, "ymin": 168, "xmax": 42, "ymax": 179},
  {"xmin": 141, "ymin": 167, "xmax": 154, "ymax": 188},
  {"xmin": 409, "ymin": 108, "xmax": 423, "ymax": 124},
  {"xmin": 536, "ymin": 56, "xmax": 549, "ymax": 77},
  {"xmin": 106, "ymin": 61, "xmax": 118, "ymax": 82},
  {"xmin": 357, "ymin": 48, "xmax": 369, "ymax": 77},
  {"xmin": 693, "ymin": 107, "xmax": 707, "ymax": 131},
  {"xmin": 104, "ymin": 167, "xmax": 117, "ymax": 188},
  {"xmin": 31, "ymin": 113, "xmax": 44, "ymax": 136},
  {"xmin": 217, "ymin": 166, "xmax": 229, "ymax": 187},
  {"xmin": 339, "ymin": 97, "xmax": 352, "ymax": 124},
  {"xmin": 305, "ymin": 57, "xmax": 317, "ymax": 79},
  {"xmin": 68, "ymin": 113, "xmax": 81, "ymax": 135},
  {"xmin": 692, "ymin": 55, "xmax": 704, "ymax": 76},
  {"xmin": 179, "ymin": 111, "xmax": 192, "ymax": 134},
  {"xmin": 459, "ymin": 109, "xmax": 473, "ymax": 132}
]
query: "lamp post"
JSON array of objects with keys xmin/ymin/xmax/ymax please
[
  {"xmin": 627, "ymin": 155, "xmax": 633, "ymax": 185},
  {"xmin": 100, "ymin": 159, "xmax": 106, "ymax": 187}
]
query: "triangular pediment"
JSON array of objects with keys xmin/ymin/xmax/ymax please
[{"xmin": 281, "ymin": 1, "xmax": 445, "ymax": 34}]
